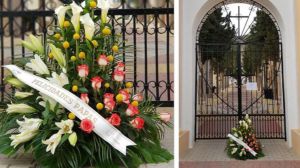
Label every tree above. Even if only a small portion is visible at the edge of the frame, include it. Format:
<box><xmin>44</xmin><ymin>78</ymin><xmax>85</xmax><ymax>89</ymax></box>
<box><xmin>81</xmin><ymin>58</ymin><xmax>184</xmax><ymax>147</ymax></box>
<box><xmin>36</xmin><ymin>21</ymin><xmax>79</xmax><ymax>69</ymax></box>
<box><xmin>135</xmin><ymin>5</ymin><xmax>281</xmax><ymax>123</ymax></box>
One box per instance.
<box><xmin>243</xmin><ymin>10</ymin><xmax>280</xmax><ymax>98</ymax></box>
<box><xmin>198</xmin><ymin>8</ymin><xmax>235</xmax><ymax>97</ymax></box>
<box><xmin>199</xmin><ymin>8</ymin><xmax>236</xmax><ymax>67</ymax></box>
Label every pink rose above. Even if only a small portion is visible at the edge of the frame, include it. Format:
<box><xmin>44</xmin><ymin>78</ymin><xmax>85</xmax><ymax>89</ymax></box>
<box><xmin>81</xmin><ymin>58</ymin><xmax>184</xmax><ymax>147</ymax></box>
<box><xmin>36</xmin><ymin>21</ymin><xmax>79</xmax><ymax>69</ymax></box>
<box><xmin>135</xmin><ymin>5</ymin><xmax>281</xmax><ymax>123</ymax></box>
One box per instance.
<box><xmin>107</xmin><ymin>113</ymin><xmax>121</xmax><ymax>126</ymax></box>
<box><xmin>133</xmin><ymin>93</ymin><xmax>143</xmax><ymax>102</ymax></box>
<box><xmin>80</xmin><ymin>93</ymin><xmax>89</xmax><ymax>104</ymax></box>
<box><xmin>159</xmin><ymin>112</ymin><xmax>171</xmax><ymax>122</ymax></box>
<box><xmin>119</xmin><ymin>89</ymin><xmax>130</xmax><ymax>104</ymax></box>
<box><xmin>91</xmin><ymin>76</ymin><xmax>103</xmax><ymax>90</ymax></box>
<box><xmin>126</xmin><ymin>104</ymin><xmax>139</xmax><ymax>116</ymax></box>
<box><xmin>80</xmin><ymin>119</ymin><xmax>94</xmax><ymax>133</ymax></box>
<box><xmin>113</xmin><ymin>70</ymin><xmax>124</xmax><ymax>82</ymax></box>
<box><xmin>130</xmin><ymin>117</ymin><xmax>145</xmax><ymax>130</ymax></box>
<box><xmin>97</xmin><ymin>55</ymin><xmax>108</xmax><ymax>66</ymax></box>
<box><xmin>104</xmin><ymin>93</ymin><xmax>114</xmax><ymax>104</ymax></box>
<box><xmin>115</xmin><ymin>61</ymin><xmax>125</xmax><ymax>71</ymax></box>
<box><xmin>77</xmin><ymin>64</ymin><xmax>89</xmax><ymax>78</ymax></box>
<box><xmin>105</xmin><ymin>100</ymin><xmax>116</xmax><ymax>111</ymax></box>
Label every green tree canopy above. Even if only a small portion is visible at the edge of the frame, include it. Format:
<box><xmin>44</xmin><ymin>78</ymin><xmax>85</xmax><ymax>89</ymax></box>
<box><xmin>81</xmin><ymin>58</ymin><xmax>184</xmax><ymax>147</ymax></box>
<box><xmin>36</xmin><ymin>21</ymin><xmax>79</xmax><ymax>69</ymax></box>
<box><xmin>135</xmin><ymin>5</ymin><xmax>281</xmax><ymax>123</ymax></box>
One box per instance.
<box><xmin>199</xmin><ymin>8</ymin><xmax>236</xmax><ymax>73</ymax></box>
<box><xmin>243</xmin><ymin>10</ymin><xmax>280</xmax><ymax>75</ymax></box>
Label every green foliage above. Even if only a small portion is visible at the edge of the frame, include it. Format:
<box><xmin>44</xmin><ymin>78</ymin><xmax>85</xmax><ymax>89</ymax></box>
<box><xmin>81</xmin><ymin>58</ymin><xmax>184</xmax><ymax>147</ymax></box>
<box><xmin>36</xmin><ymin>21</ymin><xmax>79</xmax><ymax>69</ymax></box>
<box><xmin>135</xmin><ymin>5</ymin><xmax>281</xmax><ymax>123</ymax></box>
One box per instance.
<box><xmin>243</xmin><ymin>10</ymin><xmax>280</xmax><ymax>75</ymax></box>
<box><xmin>199</xmin><ymin>8</ymin><xmax>236</xmax><ymax>68</ymax></box>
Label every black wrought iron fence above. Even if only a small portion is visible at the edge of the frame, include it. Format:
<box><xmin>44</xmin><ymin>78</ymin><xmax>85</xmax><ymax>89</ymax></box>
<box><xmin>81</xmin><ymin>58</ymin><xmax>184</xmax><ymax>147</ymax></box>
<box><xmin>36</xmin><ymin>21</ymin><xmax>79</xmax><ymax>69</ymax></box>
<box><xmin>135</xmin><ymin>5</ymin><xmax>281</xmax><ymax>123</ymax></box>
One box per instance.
<box><xmin>195</xmin><ymin>42</ymin><xmax>286</xmax><ymax>139</ymax></box>
<box><xmin>0</xmin><ymin>0</ymin><xmax>174</xmax><ymax>106</ymax></box>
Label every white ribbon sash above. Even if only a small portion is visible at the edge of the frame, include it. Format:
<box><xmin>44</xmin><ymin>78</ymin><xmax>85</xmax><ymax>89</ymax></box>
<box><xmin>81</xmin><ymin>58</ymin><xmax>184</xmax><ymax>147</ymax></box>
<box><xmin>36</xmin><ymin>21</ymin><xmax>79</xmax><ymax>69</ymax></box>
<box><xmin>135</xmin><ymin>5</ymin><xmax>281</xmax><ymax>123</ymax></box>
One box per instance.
<box><xmin>4</xmin><ymin>65</ymin><xmax>135</xmax><ymax>155</ymax></box>
<box><xmin>228</xmin><ymin>134</ymin><xmax>257</xmax><ymax>156</ymax></box>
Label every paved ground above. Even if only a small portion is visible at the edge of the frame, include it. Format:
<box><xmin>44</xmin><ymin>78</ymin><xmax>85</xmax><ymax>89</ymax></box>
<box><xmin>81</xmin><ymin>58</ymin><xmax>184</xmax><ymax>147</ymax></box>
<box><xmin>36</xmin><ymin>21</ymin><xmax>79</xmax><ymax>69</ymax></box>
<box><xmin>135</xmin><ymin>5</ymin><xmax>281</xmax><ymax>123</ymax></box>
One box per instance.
<box><xmin>180</xmin><ymin>139</ymin><xmax>300</xmax><ymax>168</ymax></box>
<box><xmin>0</xmin><ymin>107</ymin><xmax>174</xmax><ymax>168</ymax></box>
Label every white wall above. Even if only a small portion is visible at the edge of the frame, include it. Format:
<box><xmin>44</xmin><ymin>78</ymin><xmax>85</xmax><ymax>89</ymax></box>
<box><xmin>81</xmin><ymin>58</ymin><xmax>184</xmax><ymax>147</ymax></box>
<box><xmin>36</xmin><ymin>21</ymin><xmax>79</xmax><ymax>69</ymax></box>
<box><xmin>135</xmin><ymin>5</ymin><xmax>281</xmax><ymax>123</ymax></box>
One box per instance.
<box><xmin>179</xmin><ymin>0</ymin><xmax>299</xmax><ymax>148</ymax></box>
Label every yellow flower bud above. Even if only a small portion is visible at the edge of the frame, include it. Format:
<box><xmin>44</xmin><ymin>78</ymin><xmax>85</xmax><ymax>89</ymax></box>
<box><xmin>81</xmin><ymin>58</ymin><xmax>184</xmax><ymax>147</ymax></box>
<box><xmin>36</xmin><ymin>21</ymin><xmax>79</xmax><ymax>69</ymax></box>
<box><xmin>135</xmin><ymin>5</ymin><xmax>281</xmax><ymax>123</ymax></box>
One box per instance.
<box><xmin>63</xmin><ymin>21</ymin><xmax>70</xmax><ymax>28</ymax></box>
<box><xmin>68</xmin><ymin>112</ymin><xmax>76</xmax><ymax>120</ymax></box>
<box><xmin>72</xmin><ymin>85</ymin><xmax>78</xmax><ymax>92</ymax></box>
<box><xmin>79</xmin><ymin>52</ymin><xmax>86</xmax><ymax>59</ymax></box>
<box><xmin>112</xmin><ymin>45</ymin><xmax>119</xmax><ymax>52</ymax></box>
<box><xmin>102</xmin><ymin>27</ymin><xmax>111</xmax><ymax>36</ymax></box>
<box><xmin>6</xmin><ymin>77</ymin><xmax>25</xmax><ymax>89</ymax></box>
<box><xmin>116</xmin><ymin>94</ymin><xmax>123</xmax><ymax>103</ymax></box>
<box><xmin>48</xmin><ymin>52</ymin><xmax>54</xmax><ymax>59</ymax></box>
<box><xmin>63</xmin><ymin>41</ymin><xmax>70</xmax><ymax>49</ymax></box>
<box><xmin>131</xmin><ymin>101</ymin><xmax>139</xmax><ymax>107</ymax></box>
<box><xmin>92</xmin><ymin>40</ymin><xmax>98</xmax><ymax>47</ymax></box>
<box><xmin>125</xmin><ymin>82</ymin><xmax>133</xmax><ymax>88</ymax></box>
<box><xmin>89</xmin><ymin>1</ymin><xmax>97</xmax><ymax>8</ymax></box>
<box><xmin>71</xmin><ymin>56</ymin><xmax>76</xmax><ymax>62</ymax></box>
<box><xmin>107</xmin><ymin>55</ymin><xmax>114</xmax><ymax>62</ymax></box>
<box><xmin>73</xmin><ymin>33</ymin><xmax>80</xmax><ymax>40</ymax></box>
<box><xmin>104</xmin><ymin>83</ymin><xmax>110</xmax><ymax>88</ymax></box>
<box><xmin>54</xmin><ymin>33</ymin><xmax>61</xmax><ymax>40</ymax></box>
<box><xmin>96</xmin><ymin>103</ymin><xmax>104</xmax><ymax>110</ymax></box>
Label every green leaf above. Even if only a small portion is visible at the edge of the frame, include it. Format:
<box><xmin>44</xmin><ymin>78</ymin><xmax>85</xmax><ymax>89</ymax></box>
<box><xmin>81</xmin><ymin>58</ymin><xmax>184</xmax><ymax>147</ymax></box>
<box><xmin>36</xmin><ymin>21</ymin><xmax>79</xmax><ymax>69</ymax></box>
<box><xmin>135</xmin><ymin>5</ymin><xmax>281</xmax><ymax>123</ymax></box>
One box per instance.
<box><xmin>59</xmin><ymin>134</ymin><xmax>70</xmax><ymax>146</ymax></box>
<box><xmin>79</xmin><ymin>87</ymin><xmax>88</xmax><ymax>93</ymax></box>
<box><xmin>140</xmin><ymin>148</ymin><xmax>153</xmax><ymax>162</ymax></box>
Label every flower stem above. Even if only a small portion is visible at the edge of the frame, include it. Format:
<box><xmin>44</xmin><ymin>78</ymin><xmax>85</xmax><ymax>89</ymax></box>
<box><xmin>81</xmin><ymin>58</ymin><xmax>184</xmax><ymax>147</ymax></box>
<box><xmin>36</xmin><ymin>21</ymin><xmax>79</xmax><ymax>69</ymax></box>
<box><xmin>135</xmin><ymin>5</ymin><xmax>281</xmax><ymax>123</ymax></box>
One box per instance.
<box><xmin>76</xmin><ymin>40</ymin><xmax>79</xmax><ymax>59</ymax></box>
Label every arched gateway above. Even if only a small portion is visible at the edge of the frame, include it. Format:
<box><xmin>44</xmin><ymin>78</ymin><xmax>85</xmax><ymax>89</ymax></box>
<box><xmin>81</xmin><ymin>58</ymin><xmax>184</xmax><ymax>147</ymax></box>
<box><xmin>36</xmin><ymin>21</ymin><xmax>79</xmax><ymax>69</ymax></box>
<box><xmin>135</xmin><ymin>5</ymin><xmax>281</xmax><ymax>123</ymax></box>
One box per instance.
<box><xmin>195</xmin><ymin>0</ymin><xmax>286</xmax><ymax>139</ymax></box>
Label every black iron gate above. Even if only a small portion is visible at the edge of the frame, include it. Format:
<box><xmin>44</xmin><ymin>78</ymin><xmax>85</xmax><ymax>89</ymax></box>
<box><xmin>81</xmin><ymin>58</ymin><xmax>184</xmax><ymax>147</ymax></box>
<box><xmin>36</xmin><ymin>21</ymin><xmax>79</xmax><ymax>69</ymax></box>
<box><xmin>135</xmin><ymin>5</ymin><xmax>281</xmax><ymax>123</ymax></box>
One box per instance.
<box><xmin>195</xmin><ymin>42</ymin><xmax>286</xmax><ymax>139</ymax></box>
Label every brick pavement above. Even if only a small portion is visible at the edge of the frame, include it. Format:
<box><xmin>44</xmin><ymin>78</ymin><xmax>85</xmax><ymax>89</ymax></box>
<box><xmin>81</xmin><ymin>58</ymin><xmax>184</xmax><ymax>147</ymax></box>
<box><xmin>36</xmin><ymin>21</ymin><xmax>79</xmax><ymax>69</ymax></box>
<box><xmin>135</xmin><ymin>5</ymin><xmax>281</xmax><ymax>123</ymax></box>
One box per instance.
<box><xmin>180</xmin><ymin>139</ymin><xmax>300</xmax><ymax>168</ymax></box>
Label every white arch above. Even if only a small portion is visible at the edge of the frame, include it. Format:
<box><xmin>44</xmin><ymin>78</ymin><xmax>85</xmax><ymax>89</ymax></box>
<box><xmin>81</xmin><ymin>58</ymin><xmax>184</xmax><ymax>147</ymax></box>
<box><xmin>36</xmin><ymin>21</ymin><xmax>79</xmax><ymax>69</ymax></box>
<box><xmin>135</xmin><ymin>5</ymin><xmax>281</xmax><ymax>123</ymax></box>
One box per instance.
<box><xmin>179</xmin><ymin>0</ymin><xmax>298</xmax><ymax>148</ymax></box>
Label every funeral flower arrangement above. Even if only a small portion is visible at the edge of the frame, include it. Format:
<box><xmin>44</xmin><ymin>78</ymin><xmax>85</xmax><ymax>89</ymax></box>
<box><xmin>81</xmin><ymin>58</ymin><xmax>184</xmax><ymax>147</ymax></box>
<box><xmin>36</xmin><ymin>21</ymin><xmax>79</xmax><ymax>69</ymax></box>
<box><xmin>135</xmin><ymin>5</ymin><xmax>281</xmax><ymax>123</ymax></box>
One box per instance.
<box><xmin>0</xmin><ymin>0</ymin><xmax>173</xmax><ymax>167</ymax></box>
<box><xmin>226</xmin><ymin>114</ymin><xmax>264</xmax><ymax>160</ymax></box>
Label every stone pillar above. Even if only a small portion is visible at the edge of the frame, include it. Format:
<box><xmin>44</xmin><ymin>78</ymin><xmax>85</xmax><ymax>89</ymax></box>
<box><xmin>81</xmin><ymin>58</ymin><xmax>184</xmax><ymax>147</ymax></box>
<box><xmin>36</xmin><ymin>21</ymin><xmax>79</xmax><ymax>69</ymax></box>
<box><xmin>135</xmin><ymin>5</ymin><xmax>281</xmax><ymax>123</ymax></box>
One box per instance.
<box><xmin>295</xmin><ymin>0</ymin><xmax>300</xmax><ymax>131</ymax></box>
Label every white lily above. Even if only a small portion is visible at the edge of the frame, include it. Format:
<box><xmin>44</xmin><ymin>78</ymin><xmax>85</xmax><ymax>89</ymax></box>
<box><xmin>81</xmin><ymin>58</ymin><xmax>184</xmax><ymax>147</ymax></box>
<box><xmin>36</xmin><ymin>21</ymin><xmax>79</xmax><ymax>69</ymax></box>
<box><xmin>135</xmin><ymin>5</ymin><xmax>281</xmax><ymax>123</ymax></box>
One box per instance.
<box><xmin>17</xmin><ymin>116</ymin><xmax>42</xmax><ymax>132</ymax></box>
<box><xmin>6</xmin><ymin>104</ymin><xmax>36</xmax><ymax>114</ymax></box>
<box><xmin>38</xmin><ymin>92</ymin><xmax>58</xmax><ymax>111</ymax></box>
<box><xmin>14</xmin><ymin>92</ymin><xmax>33</xmax><ymax>99</ymax></box>
<box><xmin>231</xmin><ymin>147</ymin><xmax>238</xmax><ymax>154</ymax></box>
<box><xmin>42</xmin><ymin>132</ymin><xmax>62</xmax><ymax>154</ymax></box>
<box><xmin>55</xmin><ymin>119</ymin><xmax>74</xmax><ymax>134</ymax></box>
<box><xmin>47</xmin><ymin>72</ymin><xmax>69</xmax><ymax>87</ymax></box>
<box><xmin>70</xmin><ymin>2</ymin><xmax>83</xmax><ymax>33</ymax></box>
<box><xmin>26</xmin><ymin>54</ymin><xmax>50</xmax><ymax>75</ymax></box>
<box><xmin>49</xmin><ymin>44</ymin><xmax>66</xmax><ymax>72</ymax></box>
<box><xmin>55</xmin><ymin>5</ymin><xmax>71</xmax><ymax>28</ymax></box>
<box><xmin>80</xmin><ymin>13</ymin><xmax>95</xmax><ymax>40</ymax></box>
<box><xmin>97</xmin><ymin>0</ymin><xmax>110</xmax><ymax>24</ymax></box>
<box><xmin>245</xmin><ymin>114</ymin><xmax>252</xmax><ymax>124</ymax></box>
<box><xmin>22</xmin><ymin>34</ymin><xmax>44</xmax><ymax>55</ymax></box>
<box><xmin>10</xmin><ymin>116</ymin><xmax>42</xmax><ymax>148</ymax></box>
<box><xmin>245</xmin><ymin>114</ymin><xmax>249</xmax><ymax>119</ymax></box>
<box><xmin>239</xmin><ymin>151</ymin><xmax>243</xmax><ymax>156</ymax></box>
<box><xmin>239</xmin><ymin>150</ymin><xmax>246</xmax><ymax>156</ymax></box>
<box><xmin>10</xmin><ymin>131</ymin><xmax>38</xmax><ymax>148</ymax></box>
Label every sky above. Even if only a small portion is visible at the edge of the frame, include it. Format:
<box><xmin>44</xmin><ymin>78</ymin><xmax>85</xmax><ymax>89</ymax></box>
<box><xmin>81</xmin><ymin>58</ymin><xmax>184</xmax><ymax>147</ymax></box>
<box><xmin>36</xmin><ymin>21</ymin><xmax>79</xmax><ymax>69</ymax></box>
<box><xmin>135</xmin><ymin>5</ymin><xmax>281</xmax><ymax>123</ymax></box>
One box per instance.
<box><xmin>222</xmin><ymin>3</ymin><xmax>259</xmax><ymax>36</ymax></box>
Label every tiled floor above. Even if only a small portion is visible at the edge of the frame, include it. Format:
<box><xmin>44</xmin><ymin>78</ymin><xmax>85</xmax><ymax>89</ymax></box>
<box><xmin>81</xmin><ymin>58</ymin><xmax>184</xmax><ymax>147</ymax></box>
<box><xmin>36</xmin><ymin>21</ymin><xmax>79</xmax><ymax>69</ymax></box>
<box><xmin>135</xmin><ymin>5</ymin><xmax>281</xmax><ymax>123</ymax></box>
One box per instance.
<box><xmin>0</xmin><ymin>107</ymin><xmax>174</xmax><ymax>168</ymax></box>
<box><xmin>180</xmin><ymin>139</ymin><xmax>300</xmax><ymax>168</ymax></box>
<box><xmin>181</xmin><ymin>139</ymin><xmax>300</xmax><ymax>161</ymax></box>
